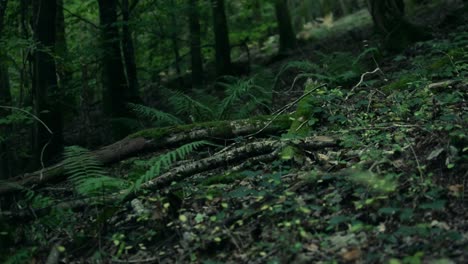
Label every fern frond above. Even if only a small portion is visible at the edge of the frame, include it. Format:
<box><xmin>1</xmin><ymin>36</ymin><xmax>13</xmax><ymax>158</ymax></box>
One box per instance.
<box><xmin>276</xmin><ymin>60</ymin><xmax>319</xmax><ymax>77</ymax></box>
<box><xmin>274</xmin><ymin>60</ymin><xmax>320</xmax><ymax>88</ymax></box>
<box><xmin>164</xmin><ymin>88</ymin><xmax>215</xmax><ymax>122</ymax></box>
<box><xmin>128</xmin><ymin>103</ymin><xmax>184</xmax><ymax>126</ymax></box>
<box><xmin>132</xmin><ymin>140</ymin><xmax>213</xmax><ymax>191</ymax></box>
<box><xmin>63</xmin><ymin>146</ymin><xmax>129</xmax><ymax>197</ymax></box>
<box><xmin>217</xmin><ymin>75</ymin><xmax>272</xmax><ymax>119</ymax></box>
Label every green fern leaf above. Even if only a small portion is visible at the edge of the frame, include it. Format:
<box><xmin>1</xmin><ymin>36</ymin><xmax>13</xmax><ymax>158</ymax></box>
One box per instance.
<box><xmin>63</xmin><ymin>146</ymin><xmax>129</xmax><ymax>197</ymax></box>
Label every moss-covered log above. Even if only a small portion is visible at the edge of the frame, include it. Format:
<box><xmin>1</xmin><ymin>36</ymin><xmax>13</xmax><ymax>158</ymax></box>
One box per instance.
<box><xmin>0</xmin><ymin>115</ymin><xmax>292</xmax><ymax>195</ymax></box>
<box><xmin>1</xmin><ymin>136</ymin><xmax>337</xmax><ymax>220</ymax></box>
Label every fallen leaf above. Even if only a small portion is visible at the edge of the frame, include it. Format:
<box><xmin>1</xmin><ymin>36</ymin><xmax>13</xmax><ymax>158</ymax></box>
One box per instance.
<box><xmin>427</xmin><ymin>148</ymin><xmax>444</xmax><ymax>160</ymax></box>
<box><xmin>304</xmin><ymin>243</ymin><xmax>319</xmax><ymax>252</ymax></box>
<box><xmin>341</xmin><ymin>247</ymin><xmax>361</xmax><ymax>262</ymax></box>
<box><xmin>448</xmin><ymin>184</ymin><xmax>464</xmax><ymax>196</ymax></box>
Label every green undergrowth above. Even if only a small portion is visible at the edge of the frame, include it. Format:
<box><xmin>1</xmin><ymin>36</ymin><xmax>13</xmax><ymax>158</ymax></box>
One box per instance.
<box><xmin>2</xmin><ymin>20</ymin><xmax>467</xmax><ymax>264</ymax></box>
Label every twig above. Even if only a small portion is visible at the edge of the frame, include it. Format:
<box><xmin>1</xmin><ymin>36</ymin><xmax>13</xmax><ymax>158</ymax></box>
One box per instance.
<box><xmin>0</xmin><ymin>105</ymin><xmax>53</xmax><ymax>134</ymax></box>
<box><xmin>60</xmin><ymin>5</ymin><xmax>99</xmax><ymax>29</ymax></box>
<box><xmin>405</xmin><ymin>137</ymin><xmax>424</xmax><ymax>182</ymax></box>
<box><xmin>295</xmin><ymin>119</ymin><xmax>309</xmax><ymax>132</ymax></box>
<box><xmin>112</xmin><ymin>257</ymin><xmax>158</xmax><ymax>263</ymax></box>
<box><xmin>345</xmin><ymin>67</ymin><xmax>381</xmax><ymax>100</ymax></box>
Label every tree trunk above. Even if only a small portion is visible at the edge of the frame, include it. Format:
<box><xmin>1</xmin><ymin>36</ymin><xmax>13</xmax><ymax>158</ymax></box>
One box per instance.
<box><xmin>0</xmin><ymin>0</ymin><xmax>12</xmax><ymax>179</ymax></box>
<box><xmin>97</xmin><ymin>0</ymin><xmax>129</xmax><ymax>119</ymax></box>
<box><xmin>55</xmin><ymin>0</ymin><xmax>72</xmax><ymax>112</ymax></box>
<box><xmin>338</xmin><ymin>0</ymin><xmax>350</xmax><ymax>16</ymax></box>
<box><xmin>251</xmin><ymin>0</ymin><xmax>262</xmax><ymax>22</ymax></box>
<box><xmin>368</xmin><ymin>0</ymin><xmax>406</xmax><ymax>33</ymax></box>
<box><xmin>121</xmin><ymin>0</ymin><xmax>140</xmax><ymax>102</ymax></box>
<box><xmin>367</xmin><ymin>0</ymin><xmax>430</xmax><ymax>51</ymax></box>
<box><xmin>189</xmin><ymin>0</ymin><xmax>203</xmax><ymax>87</ymax></box>
<box><xmin>275</xmin><ymin>0</ymin><xmax>297</xmax><ymax>55</ymax></box>
<box><xmin>169</xmin><ymin>0</ymin><xmax>182</xmax><ymax>78</ymax></box>
<box><xmin>211</xmin><ymin>0</ymin><xmax>231</xmax><ymax>76</ymax></box>
<box><xmin>32</xmin><ymin>0</ymin><xmax>63</xmax><ymax>166</ymax></box>
<box><xmin>19</xmin><ymin>0</ymin><xmax>31</xmax><ymax>107</ymax></box>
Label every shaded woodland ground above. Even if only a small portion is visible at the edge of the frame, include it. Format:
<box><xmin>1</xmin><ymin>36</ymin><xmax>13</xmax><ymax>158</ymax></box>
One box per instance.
<box><xmin>0</xmin><ymin>1</ymin><xmax>467</xmax><ymax>263</ymax></box>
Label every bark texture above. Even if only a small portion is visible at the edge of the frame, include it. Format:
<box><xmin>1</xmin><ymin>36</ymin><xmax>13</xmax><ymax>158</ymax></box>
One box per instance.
<box><xmin>367</xmin><ymin>0</ymin><xmax>430</xmax><ymax>51</ymax></box>
<box><xmin>32</xmin><ymin>0</ymin><xmax>63</xmax><ymax>165</ymax></box>
<box><xmin>211</xmin><ymin>0</ymin><xmax>231</xmax><ymax>76</ymax></box>
<box><xmin>275</xmin><ymin>0</ymin><xmax>297</xmax><ymax>54</ymax></box>
<box><xmin>189</xmin><ymin>0</ymin><xmax>203</xmax><ymax>87</ymax></box>
<box><xmin>0</xmin><ymin>0</ymin><xmax>11</xmax><ymax>178</ymax></box>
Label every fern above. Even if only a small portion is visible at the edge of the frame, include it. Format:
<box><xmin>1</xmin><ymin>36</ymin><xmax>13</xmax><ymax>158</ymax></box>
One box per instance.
<box><xmin>165</xmin><ymin>88</ymin><xmax>215</xmax><ymax>122</ymax></box>
<box><xmin>63</xmin><ymin>146</ymin><xmax>129</xmax><ymax>197</ymax></box>
<box><xmin>132</xmin><ymin>140</ymin><xmax>213</xmax><ymax>191</ymax></box>
<box><xmin>128</xmin><ymin>103</ymin><xmax>184</xmax><ymax>126</ymax></box>
<box><xmin>277</xmin><ymin>60</ymin><xmax>320</xmax><ymax>74</ymax></box>
<box><xmin>273</xmin><ymin>60</ymin><xmax>323</xmax><ymax>92</ymax></box>
<box><xmin>217</xmin><ymin>75</ymin><xmax>272</xmax><ymax>119</ymax></box>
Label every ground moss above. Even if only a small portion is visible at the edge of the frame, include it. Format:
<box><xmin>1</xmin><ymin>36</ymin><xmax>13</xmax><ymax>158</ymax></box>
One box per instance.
<box><xmin>201</xmin><ymin>172</ymin><xmax>247</xmax><ymax>186</ymax></box>
<box><xmin>382</xmin><ymin>75</ymin><xmax>419</xmax><ymax>92</ymax></box>
<box><xmin>281</xmin><ymin>82</ymin><xmax>318</xmax><ymax>161</ymax></box>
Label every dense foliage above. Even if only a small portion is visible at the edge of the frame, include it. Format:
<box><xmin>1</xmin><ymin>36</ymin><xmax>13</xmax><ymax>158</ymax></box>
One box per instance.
<box><xmin>0</xmin><ymin>0</ymin><xmax>466</xmax><ymax>263</ymax></box>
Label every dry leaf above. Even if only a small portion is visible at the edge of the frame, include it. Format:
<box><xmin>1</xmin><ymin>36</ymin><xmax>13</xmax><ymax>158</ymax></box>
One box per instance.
<box><xmin>341</xmin><ymin>247</ymin><xmax>362</xmax><ymax>262</ymax></box>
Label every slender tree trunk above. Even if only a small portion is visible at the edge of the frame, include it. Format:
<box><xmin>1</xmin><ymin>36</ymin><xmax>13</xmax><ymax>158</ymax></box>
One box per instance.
<box><xmin>211</xmin><ymin>0</ymin><xmax>231</xmax><ymax>76</ymax></box>
<box><xmin>169</xmin><ymin>5</ymin><xmax>182</xmax><ymax>78</ymax></box>
<box><xmin>32</xmin><ymin>0</ymin><xmax>63</xmax><ymax>166</ymax></box>
<box><xmin>252</xmin><ymin>0</ymin><xmax>262</xmax><ymax>22</ymax></box>
<box><xmin>97</xmin><ymin>0</ymin><xmax>128</xmax><ymax>119</ymax></box>
<box><xmin>121</xmin><ymin>0</ymin><xmax>140</xmax><ymax>101</ymax></box>
<box><xmin>55</xmin><ymin>0</ymin><xmax>72</xmax><ymax>113</ymax></box>
<box><xmin>189</xmin><ymin>0</ymin><xmax>203</xmax><ymax>87</ymax></box>
<box><xmin>0</xmin><ymin>0</ymin><xmax>12</xmax><ymax>178</ymax></box>
<box><xmin>274</xmin><ymin>0</ymin><xmax>297</xmax><ymax>55</ymax></box>
<box><xmin>338</xmin><ymin>0</ymin><xmax>350</xmax><ymax>15</ymax></box>
<box><xmin>19</xmin><ymin>0</ymin><xmax>31</xmax><ymax>107</ymax></box>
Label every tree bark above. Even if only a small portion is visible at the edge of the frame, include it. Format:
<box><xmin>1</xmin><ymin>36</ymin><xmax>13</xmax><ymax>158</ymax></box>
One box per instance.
<box><xmin>211</xmin><ymin>0</ymin><xmax>231</xmax><ymax>76</ymax></box>
<box><xmin>169</xmin><ymin>0</ymin><xmax>182</xmax><ymax>78</ymax></box>
<box><xmin>338</xmin><ymin>0</ymin><xmax>350</xmax><ymax>16</ymax></box>
<box><xmin>32</xmin><ymin>0</ymin><xmax>63</xmax><ymax>166</ymax></box>
<box><xmin>189</xmin><ymin>0</ymin><xmax>203</xmax><ymax>87</ymax></box>
<box><xmin>55</xmin><ymin>0</ymin><xmax>72</xmax><ymax>113</ymax></box>
<box><xmin>274</xmin><ymin>0</ymin><xmax>297</xmax><ymax>55</ymax></box>
<box><xmin>0</xmin><ymin>0</ymin><xmax>12</xmax><ymax>179</ymax></box>
<box><xmin>121</xmin><ymin>0</ymin><xmax>140</xmax><ymax>102</ymax></box>
<box><xmin>367</xmin><ymin>0</ymin><xmax>430</xmax><ymax>51</ymax></box>
<box><xmin>97</xmin><ymin>0</ymin><xmax>129</xmax><ymax>119</ymax></box>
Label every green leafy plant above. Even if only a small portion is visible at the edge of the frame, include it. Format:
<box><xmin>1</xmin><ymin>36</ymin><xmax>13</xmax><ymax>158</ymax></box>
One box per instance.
<box><xmin>166</xmin><ymin>88</ymin><xmax>216</xmax><ymax>122</ymax></box>
<box><xmin>63</xmin><ymin>146</ymin><xmax>129</xmax><ymax>197</ymax></box>
<box><xmin>128</xmin><ymin>103</ymin><xmax>184</xmax><ymax>126</ymax></box>
<box><xmin>132</xmin><ymin>140</ymin><xmax>214</xmax><ymax>191</ymax></box>
<box><xmin>217</xmin><ymin>75</ymin><xmax>272</xmax><ymax>119</ymax></box>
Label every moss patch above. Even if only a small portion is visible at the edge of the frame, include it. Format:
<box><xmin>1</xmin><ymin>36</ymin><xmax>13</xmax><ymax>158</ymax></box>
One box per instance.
<box><xmin>129</xmin><ymin>115</ymin><xmax>292</xmax><ymax>140</ymax></box>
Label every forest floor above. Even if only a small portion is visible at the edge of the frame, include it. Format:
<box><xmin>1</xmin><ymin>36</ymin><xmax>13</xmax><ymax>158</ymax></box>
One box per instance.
<box><xmin>1</xmin><ymin>4</ymin><xmax>467</xmax><ymax>264</ymax></box>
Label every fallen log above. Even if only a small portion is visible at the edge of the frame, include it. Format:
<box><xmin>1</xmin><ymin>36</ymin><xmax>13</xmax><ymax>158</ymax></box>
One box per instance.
<box><xmin>141</xmin><ymin>136</ymin><xmax>337</xmax><ymax>190</ymax></box>
<box><xmin>0</xmin><ymin>115</ymin><xmax>292</xmax><ymax>195</ymax></box>
<box><xmin>0</xmin><ymin>136</ymin><xmax>337</xmax><ymax>220</ymax></box>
